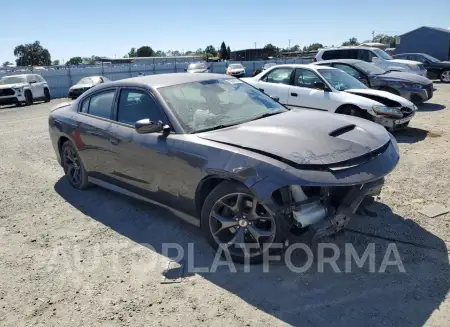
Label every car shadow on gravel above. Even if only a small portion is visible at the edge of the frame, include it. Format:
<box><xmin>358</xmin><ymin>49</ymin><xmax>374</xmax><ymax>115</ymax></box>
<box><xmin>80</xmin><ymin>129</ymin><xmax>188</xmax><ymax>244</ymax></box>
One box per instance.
<box><xmin>418</xmin><ymin>103</ymin><xmax>446</xmax><ymax>112</ymax></box>
<box><xmin>55</xmin><ymin>178</ymin><xmax>450</xmax><ymax>327</ymax></box>
<box><xmin>394</xmin><ymin>127</ymin><xmax>436</xmax><ymax>143</ymax></box>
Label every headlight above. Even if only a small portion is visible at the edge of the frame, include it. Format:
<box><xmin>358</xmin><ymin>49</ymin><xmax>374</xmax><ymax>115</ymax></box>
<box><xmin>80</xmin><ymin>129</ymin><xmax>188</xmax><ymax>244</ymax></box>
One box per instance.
<box><xmin>372</xmin><ymin>105</ymin><xmax>403</xmax><ymax>118</ymax></box>
<box><xmin>400</xmin><ymin>82</ymin><xmax>423</xmax><ymax>89</ymax></box>
<box><xmin>13</xmin><ymin>87</ymin><xmax>23</xmax><ymax>92</ymax></box>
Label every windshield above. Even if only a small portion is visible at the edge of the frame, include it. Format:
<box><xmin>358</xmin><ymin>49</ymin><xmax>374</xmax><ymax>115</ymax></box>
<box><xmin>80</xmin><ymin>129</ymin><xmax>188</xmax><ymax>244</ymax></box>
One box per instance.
<box><xmin>0</xmin><ymin>76</ymin><xmax>27</xmax><ymax>85</ymax></box>
<box><xmin>158</xmin><ymin>78</ymin><xmax>287</xmax><ymax>133</ymax></box>
<box><xmin>188</xmin><ymin>63</ymin><xmax>206</xmax><ymax>70</ymax></box>
<box><xmin>229</xmin><ymin>64</ymin><xmax>243</xmax><ymax>69</ymax></box>
<box><xmin>77</xmin><ymin>77</ymin><xmax>93</xmax><ymax>84</ymax></box>
<box><xmin>318</xmin><ymin>69</ymin><xmax>368</xmax><ymax>91</ymax></box>
<box><xmin>421</xmin><ymin>54</ymin><xmax>440</xmax><ymax>62</ymax></box>
<box><xmin>353</xmin><ymin>61</ymin><xmax>386</xmax><ymax>75</ymax></box>
<box><xmin>372</xmin><ymin>48</ymin><xmax>393</xmax><ymax>60</ymax></box>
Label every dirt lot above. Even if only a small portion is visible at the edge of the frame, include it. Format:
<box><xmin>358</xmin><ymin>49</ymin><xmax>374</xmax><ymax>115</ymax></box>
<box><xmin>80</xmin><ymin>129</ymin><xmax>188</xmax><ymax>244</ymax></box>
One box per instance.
<box><xmin>0</xmin><ymin>85</ymin><xmax>449</xmax><ymax>327</ymax></box>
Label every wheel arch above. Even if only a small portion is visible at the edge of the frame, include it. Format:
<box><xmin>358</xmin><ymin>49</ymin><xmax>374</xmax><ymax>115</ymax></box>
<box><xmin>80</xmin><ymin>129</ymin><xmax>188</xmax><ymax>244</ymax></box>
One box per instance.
<box><xmin>335</xmin><ymin>103</ymin><xmax>365</xmax><ymax>114</ymax></box>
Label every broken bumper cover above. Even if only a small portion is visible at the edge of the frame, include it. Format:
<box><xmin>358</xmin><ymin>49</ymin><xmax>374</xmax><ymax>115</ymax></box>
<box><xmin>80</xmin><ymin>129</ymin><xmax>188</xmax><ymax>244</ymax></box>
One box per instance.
<box><xmin>373</xmin><ymin>112</ymin><xmax>415</xmax><ymax>131</ymax></box>
<box><xmin>310</xmin><ymin>178</ymin><xmax>384</xmax><ymax>240</ymax></box>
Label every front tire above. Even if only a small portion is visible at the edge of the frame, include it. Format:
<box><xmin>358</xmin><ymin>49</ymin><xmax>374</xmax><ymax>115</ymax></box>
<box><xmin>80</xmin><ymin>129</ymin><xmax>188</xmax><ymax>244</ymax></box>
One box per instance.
<box><xmin>200</xmin><ymin>181</ymin><xmax>287</xmax><ymax>264</ymax></box>
<box><xmin>440</xmin><ymin>70</ymin><xmax>450</xmax><ymax>83</ymax></box>
<box><xmin>61</xmin><ymin>141</ymin><xmax>89</xmax><ymax>190</ymax></box>
<box><xmin>24</xmin><ymin>90</ymin><xmax>33</xmax><ymax>106</ymax></box>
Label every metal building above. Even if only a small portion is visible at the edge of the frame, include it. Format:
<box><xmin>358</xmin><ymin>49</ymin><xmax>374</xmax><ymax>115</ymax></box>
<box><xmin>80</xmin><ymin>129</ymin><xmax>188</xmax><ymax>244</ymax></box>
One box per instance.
<box><xmin>396</xmin><ymin>26</ymin><xmax>450</xmax><ymax>61</ymax></box>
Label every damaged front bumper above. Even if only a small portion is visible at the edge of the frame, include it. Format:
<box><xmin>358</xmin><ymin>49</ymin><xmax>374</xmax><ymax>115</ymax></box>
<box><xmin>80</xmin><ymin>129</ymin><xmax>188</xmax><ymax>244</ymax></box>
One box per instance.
<box><xmin>308</xmin><ymin>178</ymin><xmax>384</xmax><ymax>240</ymax></box>
<box><xmin>372</xmin><ymin>111</ymin><xmax>415</xmax><ymax>131</ymax></box>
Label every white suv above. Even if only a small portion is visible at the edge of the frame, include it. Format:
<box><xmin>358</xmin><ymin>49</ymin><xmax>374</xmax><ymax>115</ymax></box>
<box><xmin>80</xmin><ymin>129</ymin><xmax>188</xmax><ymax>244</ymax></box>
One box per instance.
<box><xmin>0</xmin><ymin>74</ymin><xmax>51</xmax><ymax>106</ymax></box>
<box><xmin>315</xmin><ymin>47</ymin><xmax>427</xmax><ymax>76</ymax></box>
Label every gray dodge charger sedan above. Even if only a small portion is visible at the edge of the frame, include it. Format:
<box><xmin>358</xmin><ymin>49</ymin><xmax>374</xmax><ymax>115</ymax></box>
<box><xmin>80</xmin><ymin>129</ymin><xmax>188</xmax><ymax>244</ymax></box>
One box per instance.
<box><xmin>49</xmin><ymin>73</ymin><xmax>400</xmax><ymax>263</ymax></box>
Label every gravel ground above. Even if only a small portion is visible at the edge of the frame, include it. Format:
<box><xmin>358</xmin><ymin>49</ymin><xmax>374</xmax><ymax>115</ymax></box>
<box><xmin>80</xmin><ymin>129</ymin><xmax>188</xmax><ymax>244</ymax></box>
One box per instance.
<box><xmin>0</xmin><ymin>86</ymin><xmax>449</xmax><ymax>327</ymax></box>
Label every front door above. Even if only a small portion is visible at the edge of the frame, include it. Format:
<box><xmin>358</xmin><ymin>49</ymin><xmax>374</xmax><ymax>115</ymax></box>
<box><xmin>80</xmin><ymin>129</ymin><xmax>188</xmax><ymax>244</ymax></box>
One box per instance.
<box><xmin>253</xmin><ymin>67</ymin><xmax>294</xmax><ymax>105</ymax></box>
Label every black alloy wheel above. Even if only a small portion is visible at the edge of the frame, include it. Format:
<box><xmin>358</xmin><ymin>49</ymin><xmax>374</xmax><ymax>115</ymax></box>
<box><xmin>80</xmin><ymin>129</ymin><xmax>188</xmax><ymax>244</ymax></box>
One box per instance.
<box><xmin>61</xmin><ymin>141</ymin><xmax>89</xmax><ymax>189</ymax></box>
<box><xmin>44</xmin><ymin>88</ymin><xmax>51</xmax><ymax>102</ymax></box>
<box><xmin>24</xmin><ymin>90</ymin><xmax>33</xmax><ymax>106</ymax></box>
<box><xmin>201</xmin><ymin>181</ymin><xmax>286</xmax><ymax>264</ymax></box>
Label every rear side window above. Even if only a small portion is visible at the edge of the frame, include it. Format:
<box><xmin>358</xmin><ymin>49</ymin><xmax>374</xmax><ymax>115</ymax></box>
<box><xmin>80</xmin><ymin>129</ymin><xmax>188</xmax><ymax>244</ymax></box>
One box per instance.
<box><xmin>323</xmin><ymin>49</ymin><xmax>358</xmax><ymax>60</ymax></box>
<box><xmin>86</xmin><ymin>90</ymin><xmax>115</xmax><ymax>119</ymax></box>
<box><xmin>117</xmin><ymin>89</ymin><xmax>167</xmax><ymax>125</ymax></box>
<box><xmin>322</xmin><ymin>50</ymin><xmax>338</xmax><ymax>60</ymax></box>
<box><xmin>261</xmin><ymin>68</ymin><xmax>293</xmax><ymax>84</ymax></box>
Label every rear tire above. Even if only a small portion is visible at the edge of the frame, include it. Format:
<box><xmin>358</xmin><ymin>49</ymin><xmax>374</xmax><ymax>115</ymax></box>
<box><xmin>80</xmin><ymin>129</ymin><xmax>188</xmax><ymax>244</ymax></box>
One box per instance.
<box><xmin>44</xmin><ymin>88</ymin><xmax>51</xmax><ymax>102</ymax></box>
<box><xmin>24</xmin><ymin>90</ymin><xmax>33</xmax><ymax>106</ymax></box>
<box><xmin>200</xmin><ymin>181</ymin><xmax>288</xmax><ymax>264</ymax></box>
<box><xmin>440</xmin><ymin>70</ymin><xmax>450</xmax><ymax>83</ymax></box>
<box><xmin>61</xmin><ymin>141</ymin><xmax>90</xmax><ymax>190</ymax></box>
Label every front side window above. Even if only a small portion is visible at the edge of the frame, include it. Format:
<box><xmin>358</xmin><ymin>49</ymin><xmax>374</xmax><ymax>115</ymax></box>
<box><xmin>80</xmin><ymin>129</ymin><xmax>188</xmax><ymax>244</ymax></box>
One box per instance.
<box><xmin>294</xmin><ymin>69</ymin><xmax>323</xmax><ymax>88</ymax></box>
<box><xmin>317</xmin><ymin>68</ymin><xmax>368</xmax><ymax>91</ymax></box>
<box><xmin>117</xmin><ymin>89</ymin><xmax>167</xmax><ymax>125</ymax></box>
<box><xmin>78</xmin><ymin>77</ymin><xmax>93</xmax><ymax>85</ymax></box>
<box><xmin>158</xmin><ymin>78</ymin><xmax>286</xmax><ymax>133</ymax></box>
<box><xmin>262</xmin><ymin>68</ymin><xmax>293</xmax><ymax>84</ymax></box>
<box><xmin>372</xmin><ymin>48</ymin><xmax>392</xmax><ymax>60</ymax></box>
<box><xmin>87</xmin><ymin>90</ymin><xmax>115</xmax><ymax>119</ymax></box>
<box><xmin>27</xmin><ymin>75</ymin><xmax>37</xmax><ymax>83</ymax></box>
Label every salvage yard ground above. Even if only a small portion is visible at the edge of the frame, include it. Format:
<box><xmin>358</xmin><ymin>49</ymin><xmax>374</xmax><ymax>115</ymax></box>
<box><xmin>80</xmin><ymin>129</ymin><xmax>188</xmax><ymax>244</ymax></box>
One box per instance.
<box><xmin>1</xmin><ymin>85</ymin><xmax>450</xmax><ymax>327</ymax></box>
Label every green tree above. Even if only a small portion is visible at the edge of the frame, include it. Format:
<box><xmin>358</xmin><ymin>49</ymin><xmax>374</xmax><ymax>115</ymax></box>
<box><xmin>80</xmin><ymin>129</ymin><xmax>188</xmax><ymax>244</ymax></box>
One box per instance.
<box><xmin>219</xmin><ymin>41</ymin><xmax>228</xmax><ymax>60</ymax></box>
<box><xmin>263</xmin><ymin>43</ymin><xmax>277</xmax><ymax>53</ymax></box>
<box><xmin>195</xmin><ymin>48</ymin><xmax>204</xmax><ymax>54</ymax></box>
<box><xmin>52</xmin><ymin>60</ymin><xmax>60</xmax><ymax>65</ymax></box>
<box><xmin>372</xmin><ymin>34</ymin><xmax>397</xmax><ymax>47</ymax></box>
<box><xmin>2</xmin><ymin>61</ymin><xmax>13</xmax><ymax>67</ymax></box>
<box><xmin>66</xmin><ymin>57</ymin><xmax>83</xmax><ymax>65</ymax></box>
<box><xmin>13</xmin><ymin>41</ymin><xmax>51</xmax><ymax>66</ymax></box>
<box><xmin>204</xmin><ymin>45</ymin><xmax>217</xmax><ymax>56</ymax></box>
<box><xmin>136</xmin><ymin>46</ymin><xmax>154</xmax><ymax>57</ymax></box>
<box><xmin>128</xmin><ymin>47</ymin><xmax>137</xmax><ymax>58</ymax></box>
<box><xmin>290</xmin><ymin>44</ymin><xmax>300</xmax><ymax>52</ymax></box>
<box><xmin>304</xmin><ymin>43</ymin><xmax>324</xmax><ymax>52</ymax></box>
<box><xmin>226</xmin><ymin>46</ymin><xmax>231</xmax><ymax>59</ymax></box>
<box><xmin>342</xmin><ymin>37</ymin><xmax>359</xmax><ymax>46</ymax></box>
<box><xmin>172</xmin><ymin>50</ymin><xmax>181</xmax><ymax>56</ymax></box>
<box><xmin>154</xmin><ymin>50</ymin><xmax>166</xmax><ymax>57</ymax></box>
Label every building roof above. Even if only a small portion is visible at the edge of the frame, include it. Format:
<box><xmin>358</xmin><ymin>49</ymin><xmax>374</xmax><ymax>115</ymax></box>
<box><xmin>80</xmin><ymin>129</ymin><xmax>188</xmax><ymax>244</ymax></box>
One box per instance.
<box><xmin>400</xmin><ymin>26</ymin><xmax>450</xmax><ymax>36</ymax></box>
<box><xmin>118</xmin><ymin>73</ymin><xmax>230</xmax><ymax>89</ymax></box>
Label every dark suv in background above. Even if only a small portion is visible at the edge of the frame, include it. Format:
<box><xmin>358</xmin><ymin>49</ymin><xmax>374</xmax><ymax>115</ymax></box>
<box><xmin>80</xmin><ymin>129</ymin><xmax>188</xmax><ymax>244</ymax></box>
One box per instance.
<box><xmin>392</xmin><ymin>53</ymin><xmax>450</xmax><ymax>83</ymax></box>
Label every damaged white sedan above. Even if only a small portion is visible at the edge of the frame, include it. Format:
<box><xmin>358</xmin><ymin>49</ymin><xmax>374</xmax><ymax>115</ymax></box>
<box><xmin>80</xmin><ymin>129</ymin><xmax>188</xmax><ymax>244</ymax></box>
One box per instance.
<box><xmin>242</xmin><ymin>64</ymin><xmax>417</xmax><ymax>131</ymax></box>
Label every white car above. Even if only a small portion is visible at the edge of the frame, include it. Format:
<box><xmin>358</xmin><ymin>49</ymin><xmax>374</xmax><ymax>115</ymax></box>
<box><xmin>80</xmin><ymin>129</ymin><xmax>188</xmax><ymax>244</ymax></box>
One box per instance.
<box><xmin>241</xmin><ymin>64</ymin><xmax>417</xmax><ymax>131</ymax></box>
<box><xmin>0</xmin><ymin>74</ymin><xmax>51</xmax><ymax>106</ymax></box>
<box><xmin>226</xmin><ymin>63</ymin><xmax>246</xmax><ymax>77</ymax></box>
<box><xmin>186</xmin><ymin>62</ymin><xmax>209</xmax><ymax>73</ymax></box>
<box><xmin>315</xmin><ymin>47</ymin><xmax>427</xmax><ymax>77</ymax></box>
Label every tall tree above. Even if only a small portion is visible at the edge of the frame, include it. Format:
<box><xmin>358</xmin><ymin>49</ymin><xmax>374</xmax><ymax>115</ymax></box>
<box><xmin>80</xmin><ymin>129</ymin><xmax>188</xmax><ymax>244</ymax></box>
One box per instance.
<box><xmin>52</xmin><ymin>60</ymin><xmax>60</xmax><ymax>66</ymax></box>
<box><xmin>304</xmin><ymin>43</ymin><xmax>324</xmax><ymax>52</ymax></box>
<box><xmin>195</xmin><ymin>48</ymin><xmax>204</xmax><ymax>54</ymax></box>
<box><xmin>2</xmin><ymin>61</ymin><xmax>13</xmax><ymax>67</ymax></box>
<box><xmin>128</xmin><ymin>48</ymin><xmax>137</xmax><ymax>58</ymax></box>
<box><xmin>136</xmin><ymin>46</ymin><xmax>154</xmax><ymax>57</ymax></box>
<box><xmin>13</xmin><ymin>41</ymin><xmax>51</xmax><ymax>66</ymax></box>
<box><xmin>219</xmin><ymin>41</ymin><xmax>228</xmax><ymax>60</ymax></box>
<box><xmin>66</xmin><ymin>57</ymin><xmax>83</xmax><ymax>65</ymax></box>
<box><xmin>204</xmin><ymin>45</ymin><xmax>217</xmax><ymax>56</ymax></box>
<box><xmin>226</xmin><ymin>46</ymin><xmax>231</xmax><ymax>60</ymax></box>
<box><xmin>342</xmin><ymin>37</ymin><xmax>359</xmax><ymax>46</ymax></box>
<box><xmin>154</xmin><ymin>50</ymin><xmax>166</xmax><ymax>57</ymax></box>
<box><xmin>372</xmin><ymin>34</ymin><xmax>397</xmax><ymax>47</ymax></box>
<box><xmin>172</xmin><ymin>50</ymin><xmax>181</xmax><ymax>56</ymax></box>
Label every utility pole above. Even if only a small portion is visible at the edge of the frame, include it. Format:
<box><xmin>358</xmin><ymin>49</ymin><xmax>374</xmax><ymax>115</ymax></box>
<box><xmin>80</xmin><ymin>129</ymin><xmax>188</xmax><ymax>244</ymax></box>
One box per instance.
<box><xmin>288</xmin><ymin>39</ymin><xmax>291</xmax><ymax>50</ymax></box>
<box><xmin>372</xmin><ymin>30</ymin><xmax>375</xmax><ymax>40</ymax></box>
<box><xmin>254</xmin><ymin>42</ymin><xmax>256</xmax><ymax>49</ymax></box>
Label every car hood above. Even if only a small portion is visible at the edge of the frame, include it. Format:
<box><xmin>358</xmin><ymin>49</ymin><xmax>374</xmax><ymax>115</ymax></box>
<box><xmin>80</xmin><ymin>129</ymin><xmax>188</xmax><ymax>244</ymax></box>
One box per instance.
<box><xmin>433</xmin><ymin>61</ymin><xmax>450</xmax><ymax>67</ymax></box>
<box><xmin>70</xmin><ymin>83</ymin><xmax>94</xmax><ymax>89</ymax></box>
<box><xmin>345</xmin><ymin>88</ymin><xmax>414</xmax><ymax>108</ymax></box>
<box><xmin>198</xmin><ymin>110</ymin><xmax>391</xmax><ymax>166</ymax></box>
<box><xmin>372</xmin><ymin>71</ymin><xmax>431</xmax><ymax>84</ymax></box>
<box><xmin>389</xmin><ymin>59</ymin><xmax>422</xmax><ymax>66</ymax></box>
<box><xmin>0</xmin><ymin>82</ymin><xmax>28</xmax><ymax>89</ymax></box>
<box><xmin>187</xmin><ymin>69</ymin><xmax>208</xmax><ymax>73</ymax></box>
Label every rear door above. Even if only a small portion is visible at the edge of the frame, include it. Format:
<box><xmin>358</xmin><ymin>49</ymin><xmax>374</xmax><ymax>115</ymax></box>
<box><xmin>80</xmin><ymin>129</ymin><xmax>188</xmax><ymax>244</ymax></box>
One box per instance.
<box><xmin>27</xmin><ymin>75</ymin><xmax>43</xmax><ymax>98</ymax></box>
<box><xmin>76</xmin><ymin>88</ymin><xmax>118</xmax><ymax>177</ymax></box>
<box><xmin>252</xmin><ymin>67</ymin><xmax>294</xmax><ymax>105</ymax></box>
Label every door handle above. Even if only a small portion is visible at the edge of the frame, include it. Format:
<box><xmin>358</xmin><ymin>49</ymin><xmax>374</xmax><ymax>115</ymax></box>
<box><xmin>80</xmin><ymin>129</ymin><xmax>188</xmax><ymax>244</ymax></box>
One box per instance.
<box><xmin>258</xmin><ymin>88</ymin><xmax>264</xmax><ymax>92</ymax></box>
<box><xmin>109</xmin><ymin>138</ymin><xmax>120</xmax><ymax>145</ymax></box>
<box><xmin>290</xmin><ymin>92</ymin><xmax>298</xmax><ymax>97</ymax></box>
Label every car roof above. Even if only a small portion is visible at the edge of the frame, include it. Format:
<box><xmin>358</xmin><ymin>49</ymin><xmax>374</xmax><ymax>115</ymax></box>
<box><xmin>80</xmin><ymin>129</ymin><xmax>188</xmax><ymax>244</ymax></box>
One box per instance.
<box><xmin>265</xmin><ymin>64</ymin><xmax>337</xmax><ymax>71</ymax></box>
<box><xmin>109</xmin><ymin>73</ymin><xmax>232</xmax><ymax>89</ymax></box>
<box><xmin>313</xmin><ymin>59</ymin><xmax>364</xmax><ymax>65</ymax></box>
<box><xmin>319</xmin><ymin>46</ymin><xmax>378</xmax><ymax>51</ymax></box>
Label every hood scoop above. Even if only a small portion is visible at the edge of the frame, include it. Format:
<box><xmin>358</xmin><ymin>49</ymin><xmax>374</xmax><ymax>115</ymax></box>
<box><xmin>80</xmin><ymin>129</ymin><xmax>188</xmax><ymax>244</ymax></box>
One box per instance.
<box><xmin>329</xmin><ymin>124</ymin><xmax>356</xmax><ymax>137</ymax></box>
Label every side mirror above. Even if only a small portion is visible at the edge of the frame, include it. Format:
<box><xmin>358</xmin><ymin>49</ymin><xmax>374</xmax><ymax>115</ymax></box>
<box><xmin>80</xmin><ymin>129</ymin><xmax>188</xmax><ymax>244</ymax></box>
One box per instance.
<box><xmin>313</xmin><ymin>81</ymin><xmax>327</xmax><ymax>91</ymax></box>
<box><xmin>135</xmin><ymin>119</ymin><xmax>165</xmax><ymax>134</ymax></box>
<box><xmin>269</xmin><ymin>95</ymin><xmax>280</xmax><ymax>102</ymax></box>
<box><xmin>30</xmin><ymin>80</ymin><xmax>37</xmax><ymax>84</ymax></box>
